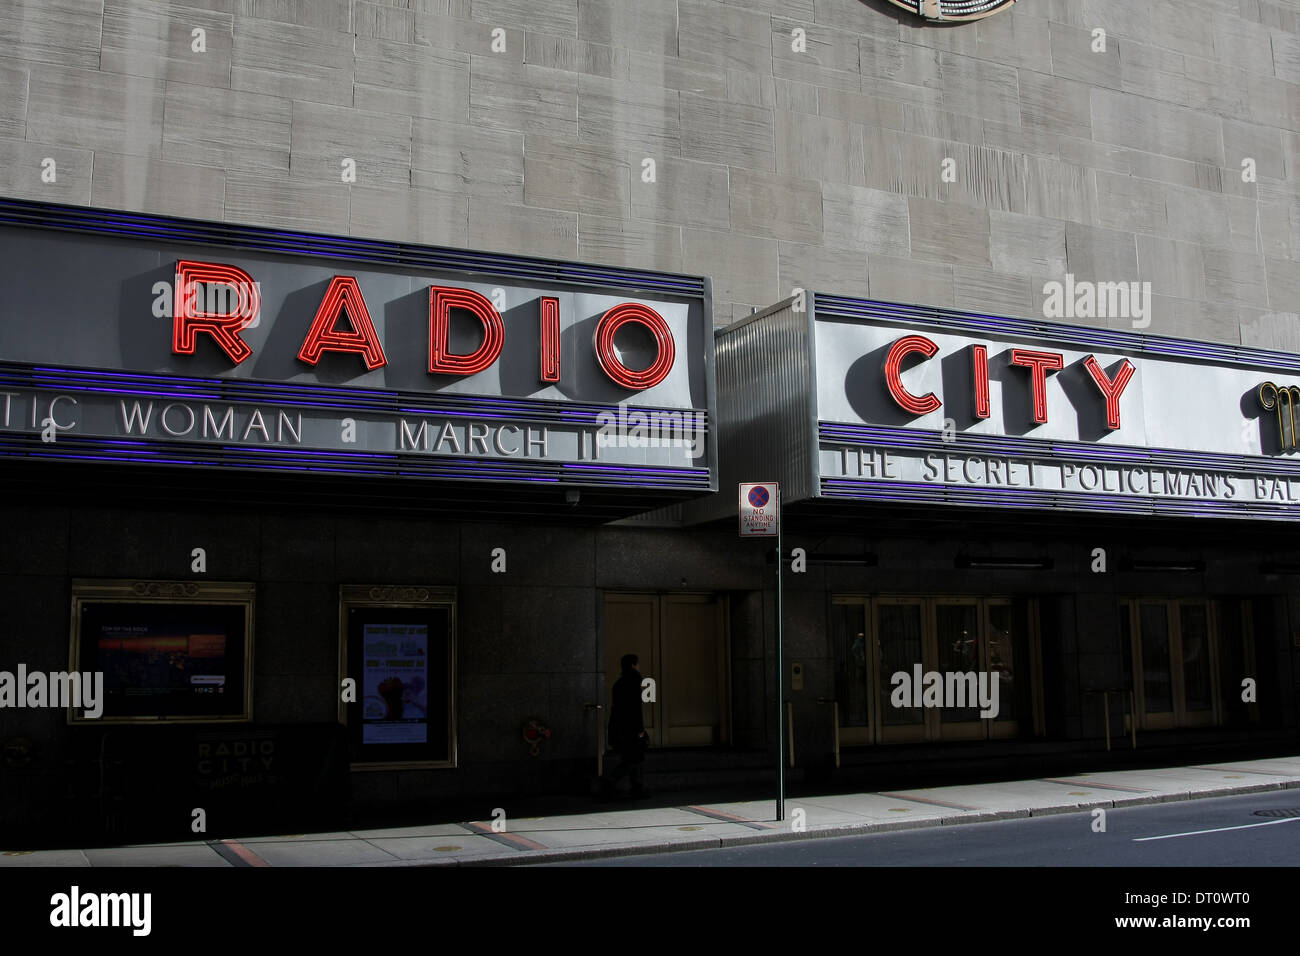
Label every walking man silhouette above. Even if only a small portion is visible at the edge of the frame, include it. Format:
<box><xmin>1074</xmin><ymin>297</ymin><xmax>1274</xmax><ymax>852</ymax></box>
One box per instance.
<box><xmin>600</xmin><ymin>653</ymin><xmax>648</xmax><ymax>799</ymax></box>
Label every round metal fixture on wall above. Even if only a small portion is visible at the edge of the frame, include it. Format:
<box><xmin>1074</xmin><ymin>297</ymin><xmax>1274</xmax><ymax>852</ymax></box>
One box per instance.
<box><xmin>885</xmin><ymin>0</ymin><xmax>1018</xmax><ymax>21</ymax></box>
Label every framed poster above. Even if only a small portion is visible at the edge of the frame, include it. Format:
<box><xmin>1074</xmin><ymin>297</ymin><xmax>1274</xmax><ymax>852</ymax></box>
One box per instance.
<box><xmin>338</xmin><ymin>585</ymin><xmax>456</xmax><ymax>769</ymax></box>
<box><xmin>68</xmin><ymin>580</ymin><xmax>254</xmax><ymax>723</ymax></box>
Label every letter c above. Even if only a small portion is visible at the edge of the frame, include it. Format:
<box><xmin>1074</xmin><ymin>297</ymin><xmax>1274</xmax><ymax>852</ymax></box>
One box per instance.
<box><xmin>883</xmin><ymin>335</ymin><xmax>941</xmax><ymax>414</ymax></box>
<box><xmin>493</xmin><ymin>424</ymin><xmax>520</xmax><ymax>455</ymax></box>
<box><xmin>48</xmin><ymin>395</ymin><xmax>78</xmax><ymax>429</ymax></box>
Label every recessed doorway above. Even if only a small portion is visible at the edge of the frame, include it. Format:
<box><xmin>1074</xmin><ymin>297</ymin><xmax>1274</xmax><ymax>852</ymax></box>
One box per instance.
<box><xmin>830</xmin><ymin>594</ymin><xmax>1039</xmax><ymax>744</ymax></box>
<box><xmin>603</xmin><ymin>593</ymin><xmax>730</xmax><ymax>748</ymax></box>
<box><xmin>1121</xmin><ymin>598</ymin><xmax>1228</xmax><ymax>730</ymax></box>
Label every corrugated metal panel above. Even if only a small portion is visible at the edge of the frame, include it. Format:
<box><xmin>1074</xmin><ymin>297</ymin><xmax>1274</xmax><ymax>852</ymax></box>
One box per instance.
<box><xmin>683</xmin><ymin>298</ymin><xmax>816</xmax><ymax>525</ymax></box>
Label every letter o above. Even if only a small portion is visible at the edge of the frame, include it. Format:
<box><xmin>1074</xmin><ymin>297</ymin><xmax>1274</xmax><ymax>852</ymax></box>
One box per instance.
<box><xmin>161</xmin><ymin>402</ymin><xmax>196</xmax><ymax>437</ymax></box>
<box><xmin>593</xmin><ymin>303</ymin><xmax>675</xmax><ymax>390</ymax></box>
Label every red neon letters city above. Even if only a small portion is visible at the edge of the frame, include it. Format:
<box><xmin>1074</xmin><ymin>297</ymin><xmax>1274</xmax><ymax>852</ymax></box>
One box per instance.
<box><xmin>171</xmin><ymin>259</ymin><xmax>674</xmax><ymax>390</ymax></box>
<box><xmin>883</xmin><ymin>334</ymin><xmax>1135</xmax><ymax>429</ymax></box>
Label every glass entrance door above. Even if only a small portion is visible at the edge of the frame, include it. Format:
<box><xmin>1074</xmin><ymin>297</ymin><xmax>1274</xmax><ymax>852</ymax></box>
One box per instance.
<box><xmin>831</xmin><ymin>595</ymin><xmax>1033</xmax><ymax>744</ymax></box>
<box><xmin>1124</xmin><ymin>598</ymin><xmax>1221</xmax><ymax>729</ymax></box>
<box><xmin>935</xmin><ymin>599</ymin><xmax>982</xmax><ymax>740</ymax></box>
<box><xmin>877</xmin><ymin>598</ymin><xmax>929</xmax><ymax>743</ymax></box>
<box><xmin>829</xmin><ymin>601</ymin><xmax>872</xmax><ymax>745</ymax></box>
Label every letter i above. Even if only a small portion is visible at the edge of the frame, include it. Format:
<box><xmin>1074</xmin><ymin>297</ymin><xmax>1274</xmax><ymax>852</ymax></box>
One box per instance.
<box><xmin>971</xmin><ymin>345</ymin><xmax>990</xmax><ymax>419</ymax></box>
<box><xmin>539</xmin><ymin>296</ymin><xmax>560</xmax><ymax>383</ymax></box>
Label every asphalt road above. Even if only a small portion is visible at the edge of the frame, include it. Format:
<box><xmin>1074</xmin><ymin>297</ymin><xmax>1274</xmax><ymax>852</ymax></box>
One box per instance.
<box><xmin>543</xmin><ymin>788</ymin><xmax>1300</xmax><ymax>866</ymax></box>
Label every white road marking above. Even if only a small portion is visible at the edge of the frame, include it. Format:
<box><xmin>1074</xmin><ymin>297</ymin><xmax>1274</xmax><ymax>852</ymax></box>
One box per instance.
<box><xmin>1134</xmin><ymin>816</ymin><xmax>1300</xmax><ymax>842</ymax></box>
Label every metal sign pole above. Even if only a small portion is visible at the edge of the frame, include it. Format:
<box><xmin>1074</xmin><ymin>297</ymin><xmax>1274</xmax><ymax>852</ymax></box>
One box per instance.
<box><xmin>738</xmin><ymin>481</ymin><xmax>783</xmax><ymax>823</ymax></box>
<box><xmin>775</xmin><ymin>504</ymin><xmax>784</xmax><ymax>822</ymax></box>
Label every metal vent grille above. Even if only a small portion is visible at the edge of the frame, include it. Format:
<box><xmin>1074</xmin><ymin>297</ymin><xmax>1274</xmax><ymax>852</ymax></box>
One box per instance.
<box><xmin>886</xmin><ymin>0</ymin><xmax>1018</xmax><ymax>21</ymax></box>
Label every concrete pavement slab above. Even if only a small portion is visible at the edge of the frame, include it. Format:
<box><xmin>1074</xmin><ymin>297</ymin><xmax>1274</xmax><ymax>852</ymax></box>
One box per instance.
<box><xmin>529</xmin><ymin>821</ymin><xmax>742</xmax><ymax>850</ymax></box>
<box><xmin>776</xmin><ymin>804</ymin><xmax>885</xmax><ymax>827</ymax></box>
<box><xmin>886</xmin><ymin>780</ymin><xmax>1094</xmax><ymax>811</ymax></box>
<box><xmin>349</xmin><ymin>824</ymin><xmax>470</xmax><ymax>839</ymax></box>
<box><xmin>0</xmin><ymin>849</ymin><xmax>91</xmax><ymax>866</ymax></box>
<box><xmin>485</xmin><ymin>808</ymin><xmax>706</xmax><ymax>831</ymax></box>
<box><xmin>84</xmin><ymin>845</ymin><xmax>231</xmax><ymax>867</ymax></box>
<box><xmin>364</xmin><ymin>834</ymin><xmax>521</xmax><ymax>862</ymax></box>
<box><xmin>238</xmin><ymin>831</ymin><xmax>361</xmax><ymax>844</ymax></box>
<box><xmin>683</xmin><ymin>799</ymin><xmax>782</xmax><ymax>823</ymax></box>
<box><xmin>1036</xmin><ymin>774</ymin><xmax>1152</xmax><ymax>793</ymax></box>
<box><xmin>1185</xmin><ymin>761</ymin><xmax>1300</xmax><ymax>779</ymax></box>
<box><xmin>785</xmin><ymin>795</ymin><xmax>951</xmax><ymax>824</ymax></box>
<box><xmin>1091</xmin><ymin>769</ymin><xmax>1258</xmax><ymax>793</ymax></box>
<box><xmin>241</xmin><ymin>838</ymin><xmax>398</xmax><ymax>867</ymax></box>
<box><xmin>1216</xmin><ymin>756</ymin><xmax>1300</xmax><ymax>772</ymax></box>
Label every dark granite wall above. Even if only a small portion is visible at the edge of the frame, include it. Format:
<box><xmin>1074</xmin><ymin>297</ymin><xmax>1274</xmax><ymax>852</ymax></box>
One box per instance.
<box><xmin>2</xmin><ymin>501</ymin><xmax>1298</xmax><ymax>843</ymax></box>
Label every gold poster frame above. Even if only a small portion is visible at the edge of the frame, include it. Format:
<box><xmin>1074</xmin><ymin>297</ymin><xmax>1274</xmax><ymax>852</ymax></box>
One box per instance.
<box><xmin>338</xmin><ymin>584</ymin><xmax>458</xmax><ymax>771</ymax></box>
<box><xmin>67</xmin><ymin>578</ymin><xmax>255</xmax><ymax>724</ymax></box>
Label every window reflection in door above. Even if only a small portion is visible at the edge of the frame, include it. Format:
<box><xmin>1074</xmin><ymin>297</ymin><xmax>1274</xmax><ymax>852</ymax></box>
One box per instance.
<box><xmin>878</xmin><ymin>602</ymin><xmax>925</xmax><ymax>728</ymax></box>
<box><xmin>831</xmin><ymin>602</ymin><xmax>870</xmax><ymax>735</ymax></box>
<box><xmin>829</xmin><ymin>595</ymin><xmax>1034</xmax><ymax>744</ymax></box>
<box><xmin>1139</xmin><ymin>603</ymin><xmax>1173</xmax><ymax>717</ymax></box>
<box><xmin>1180</xmin><ymin>604</ymin><xmax>1211</xmax><ymax>712</ymax></box>
<box><xmin>937</xmin><ymin>603</ymin><xmax>980</xmax><ymax>723</ymax></box>
<box><xmin>1124</xmin><ymin>598</ymin><xmax>1221</xmax><ymax>730</ymax></box>
<box><xmin>986</xmin><ymin>602</ymin><xmax>1015</xmax><ymax>724</ymax></box>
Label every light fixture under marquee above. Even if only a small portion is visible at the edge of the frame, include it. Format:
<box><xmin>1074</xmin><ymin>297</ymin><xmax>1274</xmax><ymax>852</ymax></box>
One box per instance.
<box><xmin>886</xmin><ymin>0</ymin><xmax>1017</xmax><ymax>21</ymax></box>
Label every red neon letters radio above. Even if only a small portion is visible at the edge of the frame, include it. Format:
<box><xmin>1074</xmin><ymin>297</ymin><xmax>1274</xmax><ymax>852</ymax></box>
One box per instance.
<box><xmin>170</xmin><ymin>260</ymin><xmax>676</xmax><ymax>391</ymax></box>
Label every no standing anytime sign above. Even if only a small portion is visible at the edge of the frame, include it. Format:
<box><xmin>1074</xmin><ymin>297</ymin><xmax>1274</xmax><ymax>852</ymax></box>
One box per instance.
<box><xmin>739</xmin><ymin>482</ymin><xmax>780</xmax><ymax>536</ymax></box>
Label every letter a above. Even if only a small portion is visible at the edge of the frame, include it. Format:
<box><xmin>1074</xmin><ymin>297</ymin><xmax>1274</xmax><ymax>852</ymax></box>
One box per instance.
<box><xmin>298</xmin><ymin>276</ymin><xmax>388</xmax><ymax>370</ymax></box>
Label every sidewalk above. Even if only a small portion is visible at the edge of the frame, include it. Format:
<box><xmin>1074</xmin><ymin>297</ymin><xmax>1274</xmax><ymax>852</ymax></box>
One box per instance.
<box><xmin>5</xmin><ymin>755</ymin><xmax>1300</xmax><ymax>867</ymax></box>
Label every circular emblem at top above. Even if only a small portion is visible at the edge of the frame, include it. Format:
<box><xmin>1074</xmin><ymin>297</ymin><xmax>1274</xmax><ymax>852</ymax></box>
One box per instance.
<box><xmin>886</xmin><ymin>0</ymin><xmax>1017</xmax><ymax>21</ymax></box>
